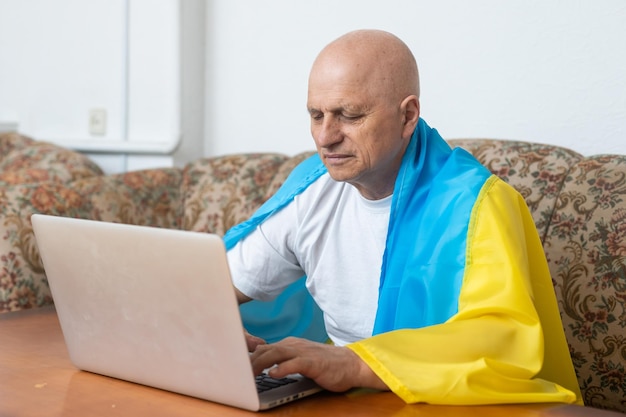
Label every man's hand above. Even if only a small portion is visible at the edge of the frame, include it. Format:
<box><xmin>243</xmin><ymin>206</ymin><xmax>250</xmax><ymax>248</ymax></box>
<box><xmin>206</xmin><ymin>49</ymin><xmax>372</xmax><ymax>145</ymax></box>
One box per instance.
<box><xmin>245</xmin><ymin>331</ymin><xmax>266</xmax><ymax>352</ymax></box>
<box><xmin>249</xmin><ymin>336</ymin><xmax>388</xmax><ymax>393</ymax></box>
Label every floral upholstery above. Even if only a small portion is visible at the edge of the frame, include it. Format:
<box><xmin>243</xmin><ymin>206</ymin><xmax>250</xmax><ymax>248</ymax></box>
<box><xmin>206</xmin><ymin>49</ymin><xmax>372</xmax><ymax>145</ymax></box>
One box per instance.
<box><xmin>3</xmin><ymin>134</ymin><xmax>626</xmax><ymax>413</ymax></box>
<box><xmin>181</xmin><ymin>152</ymin><xmax>315</xmax><ymax>236</ymax></box>
<box><xmin>1</xmin><ymin>133</ymin><xmax>181</xmax><ymax>312</ymax></box>
<box><xmin>0</xmin><ymin>132</ymin><xmax>103</xmax><ymax>185</ymax></box>
<box><xmin>1</xmin><ymin>133</ymin><xmax>104</xmax><ymax>312</ymax></box>
<box><xmin>0</xmin><ymin>170</ymin><xmax>184</xmax><ymax>313</ymax></box>
<box><xmin>543</xmin><ymin>155</ymin><xmax>626</xmax><ymax>412</ymax></box>
<box><xmin>447</xmin><ymin>139</ymin><xmax>583</xmax><ymax>240</ymax></box>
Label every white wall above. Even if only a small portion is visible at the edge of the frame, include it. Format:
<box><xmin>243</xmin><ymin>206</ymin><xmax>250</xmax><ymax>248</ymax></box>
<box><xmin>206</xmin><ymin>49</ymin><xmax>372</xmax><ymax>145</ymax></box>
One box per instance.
<box><xmin>2</xmin><ymin>1</ymin><xmax>625</xmax><ymax>173</ymax></box>
<box><xmin>205</xmin><ymin>0</ymin><xmax>626</xmax><ymax>157</ymax></box>
<box><xmin>0</xmin><ymin>0</ymin><xmax>184</xmax><ymax>173</ymax></box>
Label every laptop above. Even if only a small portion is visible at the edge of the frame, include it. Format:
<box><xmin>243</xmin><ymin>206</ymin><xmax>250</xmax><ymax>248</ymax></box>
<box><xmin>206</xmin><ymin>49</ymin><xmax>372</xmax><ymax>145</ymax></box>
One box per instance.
<box><xmin>31</xmin><ymin>214</ymin><xmax>322</xmax><ymax>411</ymax></box>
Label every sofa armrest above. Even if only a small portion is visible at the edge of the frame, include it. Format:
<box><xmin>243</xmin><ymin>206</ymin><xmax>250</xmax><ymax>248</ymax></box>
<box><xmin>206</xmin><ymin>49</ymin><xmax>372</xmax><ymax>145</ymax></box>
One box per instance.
<box><xmin>0</xmin><ymin>168</ymin><xmax>183</xmax><ymax>313</ymax></box>
<box><xmin>543</xmin><ymin>154</ymin><xmax>626</xmax><ymax>412</ymax></box>
<box><xmin>0</xmin><ymin>132</ymin><xmax>103</xmax><ymax>185</ymax></box>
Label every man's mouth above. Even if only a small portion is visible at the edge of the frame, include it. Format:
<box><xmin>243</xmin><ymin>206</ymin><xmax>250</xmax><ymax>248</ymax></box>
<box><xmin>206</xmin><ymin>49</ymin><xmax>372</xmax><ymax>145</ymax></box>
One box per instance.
<box><xmin>323</xmin><ymin>153</ymin><xmax>352</xmax><ymax>164</ymax></box>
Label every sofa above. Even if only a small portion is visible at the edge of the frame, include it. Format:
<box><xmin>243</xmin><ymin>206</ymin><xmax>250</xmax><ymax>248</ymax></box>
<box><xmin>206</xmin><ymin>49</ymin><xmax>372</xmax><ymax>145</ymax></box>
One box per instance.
<box><xmin>2</xmin><ymin>132</ymin><xmax>626</xmax><ymax>413</ymax></box>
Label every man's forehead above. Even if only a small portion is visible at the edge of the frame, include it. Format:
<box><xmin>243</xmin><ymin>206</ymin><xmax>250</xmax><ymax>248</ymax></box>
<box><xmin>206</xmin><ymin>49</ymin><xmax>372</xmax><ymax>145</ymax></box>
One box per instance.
<box><xmin>308</xmin><ymin>66</ymin><xmax>384</xmax><ymax>112</ymax></box>
<box><xmin>306</xmin><ymin>99</ymin><xmax>371</xmax><ymax>113</ymax></box>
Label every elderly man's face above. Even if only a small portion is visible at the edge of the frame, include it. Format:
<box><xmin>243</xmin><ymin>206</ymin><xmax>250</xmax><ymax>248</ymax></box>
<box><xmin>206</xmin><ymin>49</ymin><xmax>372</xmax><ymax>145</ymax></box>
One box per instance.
<box><xmin>307</xmin><ymin>64</ymin><xmax>409</xmax><ymax>200</ymax></box>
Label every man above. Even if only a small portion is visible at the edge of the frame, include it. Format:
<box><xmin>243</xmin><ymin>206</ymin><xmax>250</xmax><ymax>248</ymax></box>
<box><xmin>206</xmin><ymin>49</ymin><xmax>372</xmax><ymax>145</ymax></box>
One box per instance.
<box><xmin>224</xmin><ymin>29</ymin><xmax>582</xmax><ymax>405</ymax></box>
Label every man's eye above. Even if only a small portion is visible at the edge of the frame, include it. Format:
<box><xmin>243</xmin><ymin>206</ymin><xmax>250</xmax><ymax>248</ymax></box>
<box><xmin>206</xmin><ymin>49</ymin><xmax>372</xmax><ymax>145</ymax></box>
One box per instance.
<box><xmin>310</xmin><ymin>113</ymin><xmax>324</xmax><ymax>122</ymax></box>
<box><xmin>342</xmin><ymin>113</ymin><xmax>362</xmax><ymax>121</ymax></box>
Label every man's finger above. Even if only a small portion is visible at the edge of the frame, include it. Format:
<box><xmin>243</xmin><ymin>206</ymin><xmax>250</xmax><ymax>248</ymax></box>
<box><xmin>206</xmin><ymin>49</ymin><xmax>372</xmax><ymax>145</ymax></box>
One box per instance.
<box><xmin>245</xmin><ymin>332</ymin><xmax>266</xmax><ymax>352</ymax></box>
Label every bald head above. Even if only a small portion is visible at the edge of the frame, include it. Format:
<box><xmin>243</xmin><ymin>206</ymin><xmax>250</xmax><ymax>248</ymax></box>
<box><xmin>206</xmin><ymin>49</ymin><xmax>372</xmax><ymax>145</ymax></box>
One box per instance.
<box><xmin>309</xmin><ymin>30</ymin><xmax>420</xmax><ymax>105</ymax></box>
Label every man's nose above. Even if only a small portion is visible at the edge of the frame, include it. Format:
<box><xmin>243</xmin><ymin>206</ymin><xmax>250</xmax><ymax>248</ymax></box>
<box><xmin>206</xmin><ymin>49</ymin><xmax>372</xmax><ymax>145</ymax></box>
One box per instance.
<box><xmin>315</xmin><ymin>117</ymin><xmax>342</xmax><ymax>148</ymax></box>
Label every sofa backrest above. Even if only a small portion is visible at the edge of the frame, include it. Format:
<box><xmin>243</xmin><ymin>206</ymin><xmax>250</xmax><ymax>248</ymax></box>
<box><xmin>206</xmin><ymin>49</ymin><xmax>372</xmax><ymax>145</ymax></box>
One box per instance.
<box><xmin>447</xmin><ymin>139</ymin><xmax>583</xmax><ymax>241</ymax></box>
<box><xmin>181</xmin><ymin>152</ymin><xmax>314</xmax><ymax>236</ymax></box>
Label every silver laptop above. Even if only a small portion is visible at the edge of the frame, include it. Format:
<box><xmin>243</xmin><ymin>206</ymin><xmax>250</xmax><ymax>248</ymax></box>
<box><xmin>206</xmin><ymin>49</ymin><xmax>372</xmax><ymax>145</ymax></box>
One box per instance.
<box><xmin>31</xmin><ymin>214</ymin><xmax>322</xmax><ymax>411</ymax></box>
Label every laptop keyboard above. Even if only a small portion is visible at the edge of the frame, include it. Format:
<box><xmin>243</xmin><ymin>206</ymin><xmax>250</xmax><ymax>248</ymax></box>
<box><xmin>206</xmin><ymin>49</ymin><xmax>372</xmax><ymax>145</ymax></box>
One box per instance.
<box><xmin>255</xmin><ymin>374</ymin><xmax>298</xmax><ymax>393</ymax></box>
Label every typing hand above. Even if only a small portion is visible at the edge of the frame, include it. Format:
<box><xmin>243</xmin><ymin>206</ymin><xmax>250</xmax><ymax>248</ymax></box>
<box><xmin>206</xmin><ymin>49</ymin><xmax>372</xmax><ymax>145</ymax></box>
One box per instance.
<box><xmin>245</xmin><ymin>331</ymin><xmax>266</xmax><ymax>352</ymax></box>
<box><xmin>248</xmin><ymin>336</ymin><xmax>388</xmax><ymax>393</ymax></box>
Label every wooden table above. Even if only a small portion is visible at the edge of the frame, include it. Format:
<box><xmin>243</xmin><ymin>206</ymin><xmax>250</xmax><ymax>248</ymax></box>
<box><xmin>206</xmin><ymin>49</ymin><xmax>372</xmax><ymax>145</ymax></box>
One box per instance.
<box><xmin>1</xmin><ymin>306</ymin><xmax>623</xmax><ymax>417</ymax></box>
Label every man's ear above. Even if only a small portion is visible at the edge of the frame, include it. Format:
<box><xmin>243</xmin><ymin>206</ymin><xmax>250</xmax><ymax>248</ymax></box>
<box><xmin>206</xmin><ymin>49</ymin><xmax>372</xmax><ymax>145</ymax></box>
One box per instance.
<box><xmin>400</xmin><ymin>95</ymin><xmax>420</xmax><ymax>139</ymax></box>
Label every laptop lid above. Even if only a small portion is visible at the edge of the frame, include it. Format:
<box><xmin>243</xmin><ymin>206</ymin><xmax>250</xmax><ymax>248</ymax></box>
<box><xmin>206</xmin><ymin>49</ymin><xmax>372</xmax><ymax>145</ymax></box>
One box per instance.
<box><xmin>31</xmin><ymin>214</ymin><xmax>320</xmax><ymax>411</ymax></box>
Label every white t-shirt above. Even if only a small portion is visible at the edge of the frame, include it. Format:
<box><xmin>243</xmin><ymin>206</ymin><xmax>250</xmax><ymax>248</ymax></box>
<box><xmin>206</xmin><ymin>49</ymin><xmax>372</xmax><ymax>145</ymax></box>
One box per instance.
<box><xmin>227</xmin><ymin>173</ymin><xmax>391</xmax><ymax>346</ymax></box>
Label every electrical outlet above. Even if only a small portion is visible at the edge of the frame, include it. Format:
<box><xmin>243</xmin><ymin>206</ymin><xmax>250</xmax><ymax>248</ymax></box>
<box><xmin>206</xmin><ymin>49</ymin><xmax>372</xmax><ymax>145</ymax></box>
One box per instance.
<box><xmin>89</xmin><ymin>109</ymin><xmax>107</xmax><ymax>136</ymax></box>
